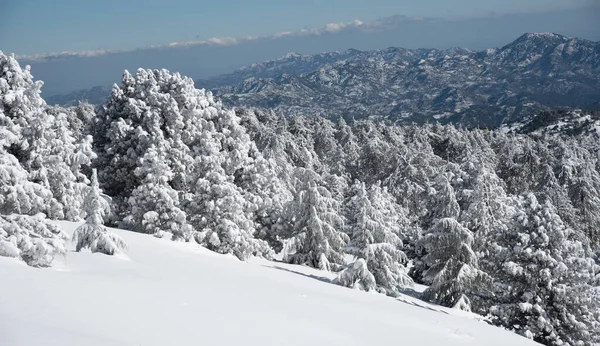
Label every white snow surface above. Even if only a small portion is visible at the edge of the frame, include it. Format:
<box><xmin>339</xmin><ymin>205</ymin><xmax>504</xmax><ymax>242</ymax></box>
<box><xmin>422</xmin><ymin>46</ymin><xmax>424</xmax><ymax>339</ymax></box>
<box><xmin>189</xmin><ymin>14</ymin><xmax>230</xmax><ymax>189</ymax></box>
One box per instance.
<box><xmin>0</xmin><ymin>221</ymin><xmax>541</xmax><ymax>346</ymax></box>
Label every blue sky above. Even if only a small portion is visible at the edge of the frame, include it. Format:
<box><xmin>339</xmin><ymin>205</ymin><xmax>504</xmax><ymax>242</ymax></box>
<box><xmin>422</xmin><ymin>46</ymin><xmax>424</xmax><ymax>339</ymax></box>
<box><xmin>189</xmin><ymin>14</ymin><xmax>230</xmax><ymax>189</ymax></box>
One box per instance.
<box><xmin>0</xmin><ymin>0</ymin><xmax>596</xmax><ymax>55</ymax></box>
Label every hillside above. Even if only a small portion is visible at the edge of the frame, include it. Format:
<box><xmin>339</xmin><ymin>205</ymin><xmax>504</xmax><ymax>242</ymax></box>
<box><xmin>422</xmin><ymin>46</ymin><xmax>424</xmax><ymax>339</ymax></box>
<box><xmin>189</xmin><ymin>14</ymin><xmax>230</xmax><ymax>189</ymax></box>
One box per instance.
<box><xmin>0</xmin><ymin>221</ymin><xmax>542</xmax><ymax>346</ymax></box>
<box><xmin>502</xmin><ymin>109</ymin><xmax>600</xmax><ymax>136</ymax></box>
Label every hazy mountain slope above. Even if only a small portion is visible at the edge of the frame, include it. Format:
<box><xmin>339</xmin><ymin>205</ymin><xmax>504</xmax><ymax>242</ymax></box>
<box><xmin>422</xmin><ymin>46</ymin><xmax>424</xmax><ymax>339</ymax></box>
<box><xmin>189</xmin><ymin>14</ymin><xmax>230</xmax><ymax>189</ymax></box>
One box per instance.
<box><xmin>0</xmin><ymin>221</ymin><xmax>542</xmax><ymax>346</ymax></box>
<box><xmin>45</xmin><ymin>85</ymin><xmax>111</xmax><ymax>107</ymax></box>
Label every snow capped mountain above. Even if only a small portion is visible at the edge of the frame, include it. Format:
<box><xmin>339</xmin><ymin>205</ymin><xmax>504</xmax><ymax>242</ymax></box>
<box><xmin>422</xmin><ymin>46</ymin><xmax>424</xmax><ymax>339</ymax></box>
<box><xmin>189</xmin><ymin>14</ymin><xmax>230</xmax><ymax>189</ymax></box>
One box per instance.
<box><xmin>203</xmin><ymin>33</ymin><xmax>599</xmax><ymax>127</ymax></box>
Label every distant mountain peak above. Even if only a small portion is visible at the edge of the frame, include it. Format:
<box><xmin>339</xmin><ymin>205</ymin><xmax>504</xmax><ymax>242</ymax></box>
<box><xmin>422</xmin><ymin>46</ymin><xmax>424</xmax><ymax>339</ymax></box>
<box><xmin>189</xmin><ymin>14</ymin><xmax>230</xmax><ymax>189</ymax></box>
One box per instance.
<box><xmin>522</xmin><ymin>32</ymin><xmax>565</xmax><ymax>39</ymax></box>
<box><xmin>504</xmin><ymin>32</ymin><xmax>569</xmax><ymax>49</ymax></box>
<box><xmin>282</xmin><ymin>51</ymin><xmax>303</xmax><ymax>59</ymax></box>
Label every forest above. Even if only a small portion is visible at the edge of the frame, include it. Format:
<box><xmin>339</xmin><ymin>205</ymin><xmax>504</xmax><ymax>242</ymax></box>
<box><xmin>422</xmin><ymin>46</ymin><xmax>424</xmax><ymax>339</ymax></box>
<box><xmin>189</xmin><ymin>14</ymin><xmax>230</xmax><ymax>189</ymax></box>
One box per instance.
<box><xmin>1</xmin><ymin>52</ymin><xmax>599</xmax><ymax>346</ymax></box>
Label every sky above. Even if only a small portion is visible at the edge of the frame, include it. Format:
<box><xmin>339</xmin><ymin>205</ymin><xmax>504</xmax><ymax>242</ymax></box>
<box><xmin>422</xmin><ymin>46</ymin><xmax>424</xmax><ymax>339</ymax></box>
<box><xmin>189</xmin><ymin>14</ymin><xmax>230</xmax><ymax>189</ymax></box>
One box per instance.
<box><xmin>0</xmin><ymin>0</ymin><xmax>597</xmax><ymax>55</ymax></box>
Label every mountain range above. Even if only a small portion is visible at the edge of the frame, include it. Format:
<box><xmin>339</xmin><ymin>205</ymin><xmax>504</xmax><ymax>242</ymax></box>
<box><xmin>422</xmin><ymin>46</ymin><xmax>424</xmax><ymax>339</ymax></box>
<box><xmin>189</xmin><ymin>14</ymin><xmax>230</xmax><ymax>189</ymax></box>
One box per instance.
<box><xmin>46</xmin><ymin>33</ymin><xmax>600</xmax><ymax>127</ymax></box>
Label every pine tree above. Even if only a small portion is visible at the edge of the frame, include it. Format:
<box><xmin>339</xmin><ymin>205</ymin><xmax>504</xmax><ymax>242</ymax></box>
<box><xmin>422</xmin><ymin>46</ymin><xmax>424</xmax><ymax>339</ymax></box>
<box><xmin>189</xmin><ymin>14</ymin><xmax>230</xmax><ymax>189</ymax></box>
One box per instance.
<box><xmin>345</xmin><ymin>180</ymin><xmax>413</xmax><ymax>295</ymax></box>
<box><xmin>282</xmin><ymin>169</ymin><xmax>348</xmax><ymax>271</ymax></box>
<box><xmin>26</xmin><ymin>107</ymin><xmax>96</xmax><ymax>220</ymax></box>
<box><xmin>411</xmin><ymin>171</ymin><xmax>462</xmax><ymax>283</ymax></box>
<box><xmin>0</xmin><ymin>149</ymin><xmax>54</xmax><ymax>216</ymax></box>
<box><xmin>418</xmin><ymin>218</ymin><xmax>490</xmax><ymax>311</ymax></box>
<box><xmin>484</xmin><ymin>194</ymin><xmax>600</xmax><ymax>345</ymax></box>
<box><xmin>424</xmin><ymin>172</ymin><xmax>461</xmax><ymax>227</ymax></box>
<box><xmin>568</xmin><ymin>160</ymin><xmax>600</xmax><ymax>245</ymax></box>
<box><xmin>187</xmin><ymin>173</ymin><xmax>271</xmax><ymax>260</ymax></box>
<box><xmin>73</xmin><ymin>169</ymin><xmax>127</xmax><ymax>255</ymax></box>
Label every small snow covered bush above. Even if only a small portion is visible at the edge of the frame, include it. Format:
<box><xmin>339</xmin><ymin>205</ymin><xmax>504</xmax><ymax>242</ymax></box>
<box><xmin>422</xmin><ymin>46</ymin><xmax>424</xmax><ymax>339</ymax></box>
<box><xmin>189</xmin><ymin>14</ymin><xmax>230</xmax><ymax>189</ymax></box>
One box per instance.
<box><xmin>332</xmin><ymin>259</ymin><xmax>376</xmax><ymax>292</ymax></box>
<box><xmin>0</xmin><ymin>213</ymin><xmax>67</xmax><ymax>267</ymax></box>
<box><xmin>73</xmin><ymin>169</ymin><xmax>127</xmax><ymax>255</ymax></box>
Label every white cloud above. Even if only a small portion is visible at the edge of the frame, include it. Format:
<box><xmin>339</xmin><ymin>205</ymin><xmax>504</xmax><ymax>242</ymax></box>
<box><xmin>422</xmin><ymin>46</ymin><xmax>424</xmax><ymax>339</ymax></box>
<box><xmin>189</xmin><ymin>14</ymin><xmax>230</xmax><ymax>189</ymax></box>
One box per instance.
<box><xmin>17</xmin><ymin>18</ymin><xmax>372</xmax><ymax>62</ymax></box>
<box><xmin>323</xmin><ymin>19</ymin><xmax>364</xmax><ymax>33</ymax></box>
<box><xmin>19</xmin><ymin>49</ymin><xmax>122</xmax><ymax>61</ymax></box>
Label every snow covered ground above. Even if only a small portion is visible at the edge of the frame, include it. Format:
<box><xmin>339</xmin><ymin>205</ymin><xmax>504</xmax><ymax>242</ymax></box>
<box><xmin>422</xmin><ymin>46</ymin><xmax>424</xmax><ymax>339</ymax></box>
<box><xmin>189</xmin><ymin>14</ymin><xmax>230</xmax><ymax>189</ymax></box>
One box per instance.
<box><xmin>0</xmin><ymin>221</ymin><xmax>540</xmax><ymax>346</ymax></box>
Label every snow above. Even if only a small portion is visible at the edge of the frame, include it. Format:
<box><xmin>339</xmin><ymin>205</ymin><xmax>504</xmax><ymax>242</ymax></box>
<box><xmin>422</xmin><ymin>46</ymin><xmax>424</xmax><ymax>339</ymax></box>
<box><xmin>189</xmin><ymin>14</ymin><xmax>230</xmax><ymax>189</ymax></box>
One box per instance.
<box><xmin>0</xmin><ymin>221</ymin><xmax>540</xmax><ymax>346</ymax></box>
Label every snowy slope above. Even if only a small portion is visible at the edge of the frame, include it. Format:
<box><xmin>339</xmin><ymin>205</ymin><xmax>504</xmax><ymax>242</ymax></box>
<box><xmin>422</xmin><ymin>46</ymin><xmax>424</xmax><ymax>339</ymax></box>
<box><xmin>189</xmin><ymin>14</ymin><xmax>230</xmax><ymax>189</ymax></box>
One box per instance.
<box><xmin>0</xmin><ymin>221</ymin><xmax>541</xmax><ymax>346</ymax></box>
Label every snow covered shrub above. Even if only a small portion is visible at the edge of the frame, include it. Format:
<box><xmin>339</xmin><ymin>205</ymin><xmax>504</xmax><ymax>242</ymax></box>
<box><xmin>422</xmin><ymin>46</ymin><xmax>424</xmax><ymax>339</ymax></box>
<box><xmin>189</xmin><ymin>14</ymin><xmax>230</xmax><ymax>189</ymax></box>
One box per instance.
<box><xmin>73</xmin><ymin>170</ymin><xmax>127</xmax><ymax>255</ymax></box>
<box><xmin>332</xmin><ymin>259</ymin><xmax>376</xmax><ymax>292</ymax></box>
<box><xmin>0</xmin><ymin>213</ymin><xmax>67</xmax><ymax>267</ymax></box>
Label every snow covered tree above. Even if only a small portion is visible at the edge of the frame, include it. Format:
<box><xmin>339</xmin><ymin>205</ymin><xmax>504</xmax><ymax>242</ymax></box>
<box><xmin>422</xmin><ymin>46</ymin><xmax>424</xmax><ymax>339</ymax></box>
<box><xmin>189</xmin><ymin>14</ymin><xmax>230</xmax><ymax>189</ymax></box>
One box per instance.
<box><xmin>0</xmin><ymin>52</ymin><xmax>46</xmax><ymax>148</ymax></box>
<box><xmin>334</xmin><ymin>117</ymin><xmax>360</xmax><ymax>175</ymax></box>
<box><xmin>25</xmin><ymin>107</ymin><xmax>96</xmax><ymax>220</ymax></box>
<box><xmin>187</xmin><ymin>171</ymin><xmax>271</xmax><ymax>260</ymax></box>
<box><xmin>424</xmin><ymin>172</ymin><xmax>461</xmax><ymax>227</ymax></box>
<box><xmin>73</xmin><ymin>169</ymin><xmax>127</xmax><ymax>255</ymax></box>
<box><xmin>93</xmin><ymin>69</ymin><xmax>197</xmax><ymax>215</ymax></box>
<box><xmin>568</xmin><ymin>160</ymin><xmax>600</xmax><ymax>245</ymax></box>
<box><xmin>182</xmin><ymin>109</ymin><xmax>273</xmax><ymax>260</ymax></box>
<box><xmin>0</xmin><ymin>53</ymin><xmax>59</xmax><ymax>217</ymax></box>
<box><xmin>418</xmin><ymin>218</ymin><xmax>490</xmax><ymax>311</ymax></box>
<box><xmin>0</xmin><ymin>52</ymin><xmax>95</xmax><ymax>220</ymax></box>
<box><xmin>411</xmin><ymin>171</ymin><xmax>463</xmax><ymax>283</ymax></box>
<box><xmin>124</xmin><ymin>145</ymin><xmax>192</xmax><ymax>241</ymax></box>
<box><xmin>0</xmin><ymin>51</ymin><xmax>96</xmax><ymax>267</ymax></box>
<box><xmin>0</xmin><ymin>148</ymin><xmax>54</xmax><ymax>216</ymax></box>
<box><xmin>484</xmin><ymin>194</ymin><xmax>600</xmax><ymax>345</ymax></box>
<box><xmin>282</xmin><ymin>169</ymin><xmax>348</xmax><ymax>271</ymax></box>
<box><xmin>240</xmin><ymin>154</ymin><xmax>291</xmax><ymax>253</ymax></box>
<box><xmin>94</xmin><ymin>68</ymin><xmax>279</xmax><ymax>260</ymax></box>
<box><xmin>460</xmin><ymin>166</ymin><xmax>512</xmax><ymax>251</ymax></box>
<box><xmin>345</xmin><ymin>180</ymin><xmax>413</xmax><ymax>295</ymax></box>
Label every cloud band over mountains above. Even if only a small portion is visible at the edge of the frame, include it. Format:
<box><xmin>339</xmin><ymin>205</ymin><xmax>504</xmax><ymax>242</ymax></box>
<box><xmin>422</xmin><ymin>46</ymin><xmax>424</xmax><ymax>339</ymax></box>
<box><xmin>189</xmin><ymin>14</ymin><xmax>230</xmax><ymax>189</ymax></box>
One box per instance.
<box><xmin>18</xmin><ymin>19</ymin><xmax>369</xmax><ymax>62</ymax></box>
